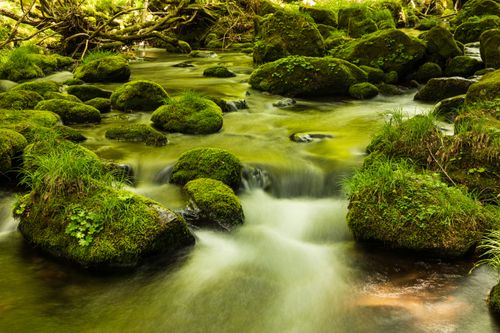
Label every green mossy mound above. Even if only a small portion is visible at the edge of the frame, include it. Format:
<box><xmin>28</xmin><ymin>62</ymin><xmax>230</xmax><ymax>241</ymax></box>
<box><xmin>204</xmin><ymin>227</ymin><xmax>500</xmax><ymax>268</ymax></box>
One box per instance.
<box><xmin>0</xmin><ymin>128</ymin><xmax>27</xmax><ymax>177</ymax></box>
<box><xmin>170</xmin><ymin>147</ymin><xmax>243</xmax><ymax>191</ymax></box>
<box><xmin>10</xmin><ymin>80</ymin><xmax>61</xmax><ymax>97</ymax></box>
<box><xmin>253</xmin><ymin>10</ymin><xmax>325</xmax><ymax>64</ymax></box>
<box><xmin>35</xmin><ymin>99</ymin><xmax>101</xmax><ymax>125</ymax></box>
<box><xmin>445</xmin><ymin>56</ymin><xmax>483</xmax><ymax>77</ymax></box>
<box><xmin>416</xmin><ymin>17</ymin><xmax>441</xmax><ymax>31</ymax></box>
<box><xmin>0</xmin><ymin>109</ymin><xmax>61</xmax><ymax>129</ymax></box>
<box><xmin>415</xmin><ymin>62</ymin><xmax>442</xmax><ymax>83</ymax></box>
<box><xmin>151</xmin><ymin>91</ymin><xmax>223</xmax><ymax>134</ymax></box>
<box><xmin>66</xmin><ymin>85</ymin><xmax>112</xmax><ymax>102</ymax></box>
<box><xmin>105</xmin><ymin>124</ymin><xmax>168</xmax><ymax>146</ymax></box>
<box><xmin>348</xmin><ymin>82</ymin><xmax>379</xmax><ymax>99</ymax></box>
<box><xmin>432</xmin><ymin>95</ymin><xmax>466</xmax><ymax>121</ymax></box>
<box><xmin>110</xmin><ymin>80</ymin><xmax>168</xmax><ymax>112</ymax></box>
<box><xmin>184</xmin><ymin>178</ymin><xmax>244</xmax><ymax>230</ymax></box>
<box><xmin>203</xmin><ymin>65</ymin><xmax>236</xmax><ymax>78</ymax></box>
<box><xmin>85</xmin><ymin>97</ymin><xmax>111</xmax><ymax>113</ymax></box>
<box><xmin>360</xmin><ymin>65</ymin><xmax>386</xmax><ymax>84</ymax></box>
<box><xmin>249</xmin><ymin>55</ymin><xmax>367</xmax><ymax>97</ymax></box>
<box><xmin>423</xmin><ymin>26</ymin><xmax>463</xmax><ymax>63</ymax></box>
<box><xmin>299</xmin><ymin>6</ymin><xmax>337</xmax><ymax>27</ymax></box>
<box><xmin>331</xmin><ymin>29</ymin><xmax>426</xmax><ymax>77</ymax></box>
<box><xmin>489</xmin><ymin>282</ymin><xmax>500</xmax><ymax>315</ymax></box>
<box><xmin>465</xmin><ymin>69</ymin><xmax>500</xmax><ymax>104</ymax></box>
<box><xmin>414</xmin><ymin>77</ymin><xmax>476</xmax><ymax>102</ymax></box>
<box><xmin>337</xmin><ymin>6</ymin><xmax>377</xmax><ymax>37</ymax></box>
<box><xmin>480</xmin><ymin>29</ymin><xmax>500</xmax><ymax>69</ymax></box>
<box><xmin>454</xmin><ymin>0</ymin><xmax>500</xmax><ymax>25</ymax></box>
<box><xmin>15</xmin><ymin>139</ymin><xmax>194</xmax><ymax>269</ymax></box>
<box><xmin>345</xmin><ymin>157</ymin><xmax>494</xmax><ymax>257</ymax></box>
<box><xmin>0</xmin><ymin>90</ymin><xmax>43</xmax><ymax>110</ymax></box>
<box><xmin>73</xmin><ymin>56</ymin><xmax>130</xmax><ymax>83</ymax></box>
<box><xmin>454</xmin><ymin>16</ymin><xmax>500</xmax><ymax>44</ymax></box>
<box><xmin>44</xmin><ymin>92</ymin><xmax>82</xmax><ymax>102</ymax></box>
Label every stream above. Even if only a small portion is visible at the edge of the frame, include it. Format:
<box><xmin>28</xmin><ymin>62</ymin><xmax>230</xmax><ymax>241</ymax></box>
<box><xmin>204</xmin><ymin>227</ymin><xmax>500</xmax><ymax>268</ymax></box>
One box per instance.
<box><xmin>0</xmin><ymin>50</ymin><xmax>498</xmax><ymax>332</ymax></box>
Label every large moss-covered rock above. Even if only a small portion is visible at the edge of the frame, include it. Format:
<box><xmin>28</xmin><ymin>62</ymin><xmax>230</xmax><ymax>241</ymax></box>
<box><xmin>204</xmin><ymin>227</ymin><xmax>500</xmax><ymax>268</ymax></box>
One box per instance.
<box><xmin>44</xmin><ymin>92</ymin><xmax>82</xmax><ymax>102</ymax></box>
<box><xmin>85</xmin><ymin>97</ymin><xmax>111</xmax><ymax>113</ymax></box>
<box><xmin>35</xmin><ymin>99</ymin><xmax>101</xmax><ymax>124</ymax></box>
<box><xmin>360</xmin><ymin>65</ymin><xmax>386</xmax><ymax>83</ymax></box>
<box><xmin>445</xmin><ymin>56</ymin><xmax>483</xmax><ymax>77</ymax></box>
<box><xmin>349</xmin><ymin>82</ymin><xmax>379</xmax><ymax>99</ymax></box>
<box><xmin>249</xmin><ymin>56</ymin><xmax>367</xmax><ymax>97</ymax></box>
<box><xmin>299</xmin><ymin>6</ymin><xmax>337</xmax><ymax>27</ymax></box>
<box><xmin>331</xmin><ymin>29</ymin><xmax>426</xmax><ymax>77</ymax></box>
<box><xmin>414</xmin><ymin>77</ymin><xmax>476</xmax><ymax>102</ymax></box>
<box><xmin>337</xmin><ymin>6</ymin><xmax>370</xmax><ymax>30</ymax></box>
<box><xmin>415</xmin><ymin>62</ymin><xmax>443</xmax><ymax>83</ymax></box>
<box><xmin>423</xmin><ymin>26</ymin><xmax>463</xmax><ymax>63</ymax></box>
<box><xmin>465</xmin><ymin>69</ymin><xmax>500</xmax><ymax>103</ymax></box>
<box><xmin>151</xmin><ymin>92</ymin><xmax>223</xmax><ymax>134</ymax></box>
<box><xmin>66</xmin><ymin>85</ymin><xmax>112</xmax><ymax>102</ymax></box>
<box><xmin>0</xmin><ymin>128</ymin><xmax>27</xmax><ymax>177</ymax></box>
<box><xmin>105</xmin><ymin>124</ymin><xmax>168</xmax><ymax>146</ymax></box>
<box><xmin>253</xmin><ymin>11</ymin><xmax>325</xmax><ymax>64</ymax></box>
<box><xmin>489</xmin><ymin>282</ymin><xmax>500</xmax><ymax>315</ymax></box>
<box><xmin>170</xmin><ymin>147</ymin><xmax>243</xmax><ymax>191</ymax></box>
<box><xmin>0</xmin><ymin>90</ymin><xmax>43</xmax><ymax>110</ymax></box>
<box><xmin>183</xmin><ymin>178</ymin><xmax>244</xmax><ymax>230</ymax></box>
<box><xmin>338</xmin><ymin>6</ymin><xmax>394</xmax><ymax>37</ymax></box>
<box><xmin>73</xmin><ymin>56</ymin><xmax>130</xmax><ymax>83</ymax></box>
<box><xmin>10</xmin><ymin>80</ymin><xmax>60</xmax><ymax>97</ymax></box>
<box><xmin>0</xmin><ymin>109</ymin><xmax>61</xmax><ymax>129</ymax></box>
<box><xmin>454</xmin><ymin>16</ymin><xmax>500</xmax><ymax>43</ymax></box>
<box><xmin>480</xmin><ymin>29</ymin><xmax>500</xmax><ymax>68</ymax></box>
<box><xmin>454</xmin><ymin>0</ymin><xmax>500</xmax><ymax>25</ymax></box>
<box><xmin>203</xmin><ymin>65</ymin><xmax>236</xmax><ymax>78</ymax></box>
<box><xmin>110</xmin><ymin>80</ymin><xmax>168</xmax><ymax>112</ymax></box>
<box><xmin>432</xmin><ymin>95</ymin><xmax>465</xmax><ymax>121</ymax></box>
<box><xmin>345</xmin><ymin>158</ymin><xmax>494</xmax><ymax>257</ymax></box>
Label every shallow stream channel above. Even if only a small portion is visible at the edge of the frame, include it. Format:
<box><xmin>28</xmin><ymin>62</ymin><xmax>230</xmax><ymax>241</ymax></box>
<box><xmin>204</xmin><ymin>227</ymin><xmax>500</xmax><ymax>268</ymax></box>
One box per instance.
<box><xmin>0</xmin><ymin>50</ymin><xmax>498</xmax><ymax>332</ymax></box>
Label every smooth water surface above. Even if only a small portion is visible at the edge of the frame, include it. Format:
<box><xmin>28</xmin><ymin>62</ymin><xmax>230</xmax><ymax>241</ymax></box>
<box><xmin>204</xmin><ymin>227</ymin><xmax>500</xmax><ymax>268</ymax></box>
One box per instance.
<box><xmin>0</xmin><ymin>50</ymin><xmax>498</xmax><ymax>333</ymax></box>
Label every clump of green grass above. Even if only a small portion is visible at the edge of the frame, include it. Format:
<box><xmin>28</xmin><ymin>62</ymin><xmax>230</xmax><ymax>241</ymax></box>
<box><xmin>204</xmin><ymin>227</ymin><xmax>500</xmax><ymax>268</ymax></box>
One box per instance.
<box><xmin>81</xmin><ymin>49</ymin><xmax>118</xmax><ymax>64</ymax></box>
<box><xmin>475</xmin><ymin>228</ymin><xmax>500</xmax><ymax>273</ymax></box>
<box><xmin>0</xmin><ymin>45</ymin><xmax>44</xmax><ymax>81</ymax></box>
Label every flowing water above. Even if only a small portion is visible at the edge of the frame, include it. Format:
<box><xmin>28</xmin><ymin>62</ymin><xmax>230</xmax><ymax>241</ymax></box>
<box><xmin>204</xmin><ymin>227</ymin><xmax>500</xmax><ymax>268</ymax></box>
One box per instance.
<box><xmin>0</xmin><ymin>50</ymin><xmax>498</xmax><ymax>332</ymax></box>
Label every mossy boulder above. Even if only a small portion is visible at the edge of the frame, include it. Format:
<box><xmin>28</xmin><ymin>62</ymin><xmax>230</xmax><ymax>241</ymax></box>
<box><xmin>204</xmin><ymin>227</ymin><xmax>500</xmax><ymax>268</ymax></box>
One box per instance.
<box><xmin>488</xmin><ymin>282</ymin><xmax>500</xmax><ymax>315</ymax></box>
<box><xmin>44</xmin><ymin>92</ymin><xmax>82</xmax><ymax>102</ymax></box>
<box><xmin>347</xmin><ymin>18</ymin><xmax>378</xmax><ymax>38</ymax></box>
<box><xmin>445</xmin><ymin>56</ymin><xmax>483</xmax><ymax>77</ymax></box>
<box><xmin>110</xmin><ymin>80</ymin><xmax>168</xmax><ymax>112</ymax></box>
<box><xmin>170</xmin><ymin>147</ymin><xmax>243</xmax><ymax>191</ymax></box>
<box><xmin>105</xmin><ymin>124</ymin><xmax>168</xmax><ymax>146</ymax></box>
<box><xmin>423</xmin><ymin>26</ymin><xmax>463</xmax><ymax>63</ymax></box>
<box><xmin>480</xmin><ymin>29</ymin><xmax>500</xmax><ymax>68</ymax></box>
<box><xmin>66</xmin><ymin>85</ymin><xmax>112</xmax><ymax>102</ymax></box>
<box><xmin>349</xmin><ymin>82</ymin><xmax>379</xmax><ymax>99</ymax></box>
<box><xmin>35</xmin><ymin>99</ymin><xmax>101</xmax><ymax>124</ymax></box>
<box><xmin>203</xmin><ymin>65</ymin><xmax>236</xmax><ymax>78</ymax></box>
<box><xmin>454</xmin><ymin>0</ymin><xmax>500</xmax><ymax>25</ymax></box>
<box><xmin>454</xmin><ymin>16</ymin><xmax>500</xmax><ymax>43</ymax></box>
<box><xmin>10</xmin><ymin>80</ymin><xmax>60</xmax><ymax>97</ymax></box>
<box><xmin>416</xmin><ymin>17</ymin><xmax>441</xmax><ymax>31</ymax></box>
<box><xmin>331</xmin><ymin>29</ymin><xmax>426</xmax><ymax>77</ymax></box>
<box><xmin>249</xmin><ymin>56</ymin><xmax>367</xmax><ymax>97</ymax></box>
<box><xmin>360</xmin><ymin>65</ymin><xmax>386</xmax><ymax>83</ymax></box>
<box><xmin>414</xmin><ymin>77</ymin><xmax>476</xmax><ymax>102</ymax></box>
<box><xmin>0</xmin><ymin>128</ymin><xmax>28</xmax><ymax>177</ymax></box>
<box><xmin>299</xmin><ymin>6</ymin><xmax>337</xmax><ymax>27</ymax></box>
<box><xmin>465</xmin><ymin>69</ymin><xmax>500</xmax><ymax>103</ymax></box>
<box><xmin>183</xmin><ymin>178</ymin><xmax>244</xmax><ymax>230</ymax></box>
<box><xmin>85</xmin><ymin>97</ymin><xmax>111</xmax><ymax>113</ymax></box>
<box><xmin>73</xmin><ymin>56</ymin><xmax>130</xmax><ymax>83</ymax></box>
<box><xmin>337</xmin><ymin>6</ymin><xmax>370</xmax><ymax>30</ymax></box>
<box><xmin>432</xmin><ymin>95</ymin><xmax>466</xmax><ymax>121</ymax></box>
<box><xmin>0</xmin><ymin>109</ymin><xmax>61</xmax><ymax>129</ymax></box>
<box><xmin>253</xmin><ymin>11</ymin><xmax>325</xmax><ymax>64</ymax></box>
<box><xmin>0</xmin><ymin>90</ymin><xmax>43</xmax><ymax>110</ymax></box>
<box><xmin>345</xmin><ymin>158</ymin><xmax>494</xmax><ymax>257</ymax></box>
<box><xmin>151</xmin><ymin>92</ymin><xmax>223</xmax><ymax>134</ymax></box>
<box><xmin>415</xmin><ymin>62</ymin><xmax>443</xmax><ymax>83</ymax></box>
<box><xmin>29</xmin><ymin>54</ymin><xmax>73</xmax><ymax>74</ymax></box>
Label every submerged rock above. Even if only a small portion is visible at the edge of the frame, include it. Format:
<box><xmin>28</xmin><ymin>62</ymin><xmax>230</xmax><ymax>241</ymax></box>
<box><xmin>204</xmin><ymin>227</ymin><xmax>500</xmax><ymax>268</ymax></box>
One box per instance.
<box><xmin>183</xmin><ymin>178</ymin><xmax>244</xmax><ymax>230</ymax></box>
<box><xmin>110</xmin><ymin>80</ymin><xmax>168</xmax><ymax>112</ymax></box>
<box><xmin>203</xmin><ymin>65</ymin><xmax>236</xmax><ymax>78</ymax></box>
<box><xmin>289</xmin><ymin>132</ymin><xmax>335</xmax><ymax>143</ymax></box>
<box><xmin>105</xmin><ymin>124</ymin><xmax>168</xmax><ymax>146</ymax></box>
<box><xmin>273</xmin><ymin>98</ymin><xmax>296</xmax><ymax>108</ymax></box>
<box><xmin>170</xmin><ymin>147</ymin><xmax>243</xmax><ymax>191</ymax></box>
<box><xmin>73</xmin><ymin>56</ymin><xmax>130</xmax><ymax>83</ymax></box>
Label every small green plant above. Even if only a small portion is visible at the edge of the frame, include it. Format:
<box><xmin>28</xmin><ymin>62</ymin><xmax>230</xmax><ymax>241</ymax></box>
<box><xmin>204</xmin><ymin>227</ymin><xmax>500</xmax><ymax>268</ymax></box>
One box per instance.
<box><xmin>81</xmin><ymin>49</ymin><xmax>118</xmax><ymax>64</ymax></box>
<box><xmin>65</xmin><ymin>205</ymin><xmax>102</xmax><ymax>246</ymax></box>
<box><xmin>475</xmin><ymin>227</ymin><xmax>500</xmax><ymax>273</ymax></box>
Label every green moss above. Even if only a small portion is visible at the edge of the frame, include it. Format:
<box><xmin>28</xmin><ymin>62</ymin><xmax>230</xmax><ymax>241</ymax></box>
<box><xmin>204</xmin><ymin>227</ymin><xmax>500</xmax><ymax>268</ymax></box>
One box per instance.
<box><xmin>105</xmin><ymin>124</ymin><xmax>168</xmax><ymax>146</ymax></box>
<box><xmin>348</xmin><ymin>82</ymin><xmax>379</xmax><ymax>99</ymax></box>
<box><xmin>184</xmin><ymin>178</ymin><xmax>244</xmax><ymax>230</ymax></box>
<box><xmin>151</xmin><ymin>91</ymin><xmax>223</xmax><ymax>134</ymax></box>
<box><xmin>445</xmin><ymin>56</ymin><xmax>483</xmax><ymax>77</ymax></box>
<box><xmin>203</xmin><ymin>65</ymin><xmax>236</xmax><ymax>78</ymax></box>
<box><xmin>0</xmin><ymin>109</ymin><xmax>60</xmax><ymax>128</ymax></box>
<box><xmin>415</xmin><ymin>62</ymin><xmax>442</xmax><ymax>83</ymax></box>
<box><xmin>489</xmin><ymin>282</ymin><xmax>500</xmax><ymax>315</ymax></box>
<box><xmin>432</xmin><ymin>95</ymin><xmax>466</xmax><ymax>121</ymax></box>
<box><xmin>359</xmin><ymin>65</ymin><xmax>385</xmax><ymax>83</ymax></box>
<box><xmin>454</xmin><ymin>16</ymin><xmax>500</xmax><ymax>43</ymax></box>
<box><xmin>63</xmin><ymin>78</ymin><xmax>84</xmax><ymax>86</ymax></box>
<box><xmin>249</xmin><ymin>55</ymin><xmax>367</xmax><ymax>97</ymax></box>
<box><xmin>0</xmin><ymin>46</ymin><xmax>44</xmax><ymax>81</ymax></box>
<box><xmin>35</xmin><ymin>99</ymin><xmax>101</xmax><ymax>125</ymax></box>
<box><xmin>0</xmin><ymin>128</ymin><xmax>28</xmax><ymax>176</ymax></box>
<box><xmin>253</xmin><ymin>10</ymin><xmax>325</xmax><ymax>64</ymax></box>
<box><xmin>480</xmin><ymin>29</ymin><xmax>500</xmax><ymax>69</ymax></box>
<box><xmin>66</xmin><ymin>85</ymin><xmax>112</xmax><ymax>102</ymax></box>
<box><xmin>73</xmin><ymin>55</ymin><xmax>130</xmax><ymax>83</ymax></box>
<box><xmin>170</xmin><ymin>147</ymin><xmax>243</xmax><ymax>191</ymax></box>
<box><xmin>331</xmin><ymin>29</ymin><xmax>426</xmax><ymax>77</ymax></box>
<box><xmin>110</xmin><ymin>80</ymin><xmax>169</xmax><ymax>112</ymax></box>
<box><xmin>465</xmin><ymin>69</ymin><xmax>500</xmax><ymax>104</ymax></box>
<box><xmin>299</xmin><ymin>6</ymin><xmax>337</xmax><ymax>27</ymax></box>
<box><xmin>0</xmin><ymin>90</ymin><xmax>43</xmax><ymax>110</ymax></box>
<box><xmin>416</xmin><ymin>17</ymin><xmax>441</xmax><ymax>31</ymax></box>
<box><xmin>454</xmin><ymin>0</ymin><xmax>500</xmax><ymax>25</ymax></box>
<box><xmin>43</xmin><ymin>92</ymin><xmax>82</xmax><ymax>102</ymax></box>
<box><xmin>85</xmin><ymin>97</ymin><xmax>111</xmax><ymax>113</ymax></box>
<box><xmin>344</xmin><ymin>157</ymin><xmax>495</xmax><ymax>257</ymax></box>
<box><xmin>423</xmin><ymin>26</ymin><xmax>463</xmax><ymax>61</ymax></box>
<box><xmin>414</xmin><ymin>77</ymin><xmax>475</xmax><ymax>102</ymax></box>
<box><xmin>10</xmin><ymin>80</ymin><xmax>61</xmax><ymax>97</ymax></box>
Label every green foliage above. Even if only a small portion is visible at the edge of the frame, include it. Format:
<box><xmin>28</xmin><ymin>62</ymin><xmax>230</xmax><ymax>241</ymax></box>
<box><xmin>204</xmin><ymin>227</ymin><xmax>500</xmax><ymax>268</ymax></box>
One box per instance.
<box><xmin>0</xmin><ymin>45</ymin><xmax>44</xmax><ymax>81</ymax></box>
<box><xmin>475</xmin><ymin>228</ymin><xmax>500</xmax><ymax>273</ymax></box>
<box><xmin>81</xmin><ymin>50</ymin><xmax>118</xmax><ymax>64</ymax></box>
<box><xmin>65</xmin><ymin>206</ymin><xmax>102</xmax><ymax>246</ymax></box>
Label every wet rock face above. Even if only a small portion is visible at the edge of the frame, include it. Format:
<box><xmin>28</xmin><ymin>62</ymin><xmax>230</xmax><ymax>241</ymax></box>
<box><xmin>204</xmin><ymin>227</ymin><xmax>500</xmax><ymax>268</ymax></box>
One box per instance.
<box><xmin>414</xmin><ymin>77</ymin><xmax>477</xmax><ymax>102</ymax></box>
<box><xmin>480</xmin><ymin>28</ymin><xmax>500</xmax><ymax>69</ymax></box>
<box><xmin>289</xmin><ymin>132</ymin><xmax>335</xmax><ymax>143</ymax></box>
